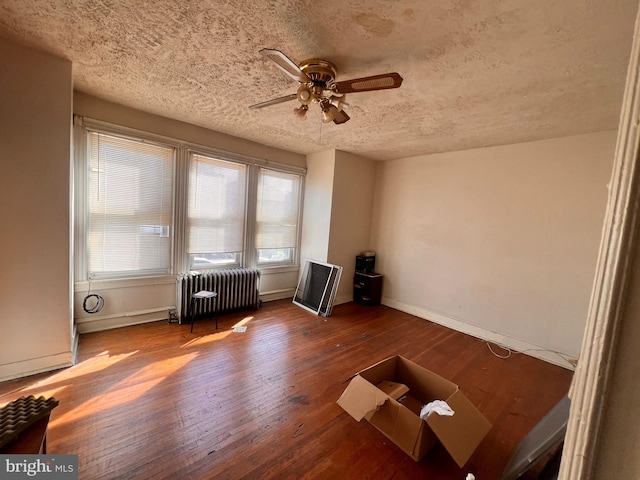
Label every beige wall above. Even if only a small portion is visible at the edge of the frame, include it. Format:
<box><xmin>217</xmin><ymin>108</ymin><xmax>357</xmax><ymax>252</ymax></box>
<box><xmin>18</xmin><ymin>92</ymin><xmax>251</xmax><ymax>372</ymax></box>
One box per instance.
<box><xmin>328</xmin><ymin>151</ymin><xmax>377</xmax><ymax>303</ymax></box>
<box><xmin>371</xmin><ymin>131</ymin><xmax>616</xmax><ymax>365</ymax></box>
<box><xmin>300</xmin><ymin>150</ymin><xmax>335</xmax><ymax>266</ymax></box>
<box><xmin>0</xmin><ymin>38</ymin><xmax>74</xmax><ymax>380</ymax></box>
<box><xmin>74</xmin><ymin>92</ymin><xmax>306</xmax><ymax>168</ymax></box>
<box><xmin>299</xmin><ymin>149</ymin><xmax>377</xmax><ymax>305</ymax></box>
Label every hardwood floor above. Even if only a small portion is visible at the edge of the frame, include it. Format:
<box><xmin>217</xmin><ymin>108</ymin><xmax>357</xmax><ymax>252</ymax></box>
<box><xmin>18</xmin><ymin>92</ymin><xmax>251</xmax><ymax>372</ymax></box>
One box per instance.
<box><xmin>0</xmin><ymin>300</ymin><xmax>573</xmax><ymax>479</ymax></box>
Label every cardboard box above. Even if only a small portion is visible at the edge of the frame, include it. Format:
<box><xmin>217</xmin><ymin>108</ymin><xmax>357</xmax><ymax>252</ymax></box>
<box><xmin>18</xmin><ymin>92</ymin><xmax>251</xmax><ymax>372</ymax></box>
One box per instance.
<box><xmin>376</xmin><ymin>380</ymin><xmax>409</xmax><ymax>400</ymax></box>
<box><xmin>337</xmin><ymin>355</ymin><xmax>491</xmax><ymax>466</ymax></box>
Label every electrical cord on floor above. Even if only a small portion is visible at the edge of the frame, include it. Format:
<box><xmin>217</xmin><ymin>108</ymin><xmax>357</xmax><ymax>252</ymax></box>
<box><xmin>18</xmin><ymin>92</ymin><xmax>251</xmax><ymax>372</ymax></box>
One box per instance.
<box><xmin>517</xmin><ymin>347</ymin><xmax>576</xmax><ymax>366</ymax></box>
<box><xmin>482</xmin><ymin>339</ymin><xmax>577</xmax><ymax>366</ymax></box>
<box><xmin>83</xmin><ymin>280</ymin><xmax>104</xmax><ymax>314</ymax></box>
<box><xmin>486</xmin><ymin>341</ymin><xmax>512</xmax><ymax>359</ymax></box>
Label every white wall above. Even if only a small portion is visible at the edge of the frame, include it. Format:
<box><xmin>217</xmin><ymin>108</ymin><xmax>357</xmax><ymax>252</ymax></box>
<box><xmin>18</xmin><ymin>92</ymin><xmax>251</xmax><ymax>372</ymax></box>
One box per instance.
<box><xmin>0</xmin><ymin>38</ymin><xmax>74</xmax><ymax>380</ymax></box>
<box><xmin>371</xmin><ymin>131</ymin><xmax>616</xmax><ymax>366</ymax></box>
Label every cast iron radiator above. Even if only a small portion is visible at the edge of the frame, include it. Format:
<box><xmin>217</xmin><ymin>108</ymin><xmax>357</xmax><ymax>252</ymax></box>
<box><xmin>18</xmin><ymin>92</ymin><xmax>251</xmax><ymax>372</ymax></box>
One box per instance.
<box><xmin>177</xmin><ymin>268</ymin><xmax>261</xmax><ymax>323</ymax></box>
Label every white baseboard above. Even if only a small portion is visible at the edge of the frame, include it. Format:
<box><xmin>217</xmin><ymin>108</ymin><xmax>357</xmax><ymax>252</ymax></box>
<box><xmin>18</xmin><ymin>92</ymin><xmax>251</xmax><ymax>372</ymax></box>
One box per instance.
<box><xmin>382</xmin><ymin>297</ymin><xmax>576</xmax><ymax>370</ymax></box>
<box><xmin>75</xmin><ymin>306</ymin><xmax>175</xmax><ymax>333</ymax></box>
<box><xmin>333</xmin><ymin>293</ymin><xmax>354</xmax><ymax>306</ymax></box>
<box><xmin>0</xmin><ymin>352</ymin><xmax>74</xmax><ymax>383</ymax></box>
<box><xmin>260</xmin><ymin>288</ymin><xmax>295</xmax><ymax>303</ymax></box>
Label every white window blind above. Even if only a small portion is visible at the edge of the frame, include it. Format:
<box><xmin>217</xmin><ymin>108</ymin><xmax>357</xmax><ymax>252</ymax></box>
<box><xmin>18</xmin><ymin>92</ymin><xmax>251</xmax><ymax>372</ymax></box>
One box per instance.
<box><xmin>188</xmin><ymin>153</ymin><xmax>247</xmax><ymax>262</ymax></box>
<box><xmin>88</xmin><ymin>132</ymin><xmax>175</xmax><ymax>277</ymax></box>
<box><xmin>256</xmin><ymin>168</ymin><xmax>301</xmax><ymax>264</ymax></box>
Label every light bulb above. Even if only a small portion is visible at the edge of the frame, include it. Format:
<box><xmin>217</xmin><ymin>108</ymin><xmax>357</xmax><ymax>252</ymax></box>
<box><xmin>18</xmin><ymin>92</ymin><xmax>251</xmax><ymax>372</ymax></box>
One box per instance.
<box><xmin>293</xmin><ymin>104</ymin><xmax>308</xmax><ymax>120</ymax></box>
<box><xmin>330</xmin><ymin>95</ymin><xmax>345</xmax><ymax>110</ymax></box>
<box><xmin>321</xmin><ymin>104</ymin><xmax>339</xmax><ymax>123</ymax></box>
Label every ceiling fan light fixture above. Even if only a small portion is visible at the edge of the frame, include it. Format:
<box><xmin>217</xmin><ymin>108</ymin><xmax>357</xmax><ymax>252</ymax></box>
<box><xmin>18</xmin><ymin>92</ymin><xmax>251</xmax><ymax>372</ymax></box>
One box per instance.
<box><xmin>329</xmin><ymin>95</ymin><xmax>346</xmax><ymax>110</ymax></box>
<box><xmin>321</xmin><ymin>103</ymin><xmax>339</xmax><ymax>123</ymax></box>
<box><xmin>293</xmin><ymin>104</ymin><xmax>308</xmax><ymax>120</ymax></box>
<box><xmin>296</xmin><ymin>85</ymin><xmax>313</xmax><ymax>105</ymax></box>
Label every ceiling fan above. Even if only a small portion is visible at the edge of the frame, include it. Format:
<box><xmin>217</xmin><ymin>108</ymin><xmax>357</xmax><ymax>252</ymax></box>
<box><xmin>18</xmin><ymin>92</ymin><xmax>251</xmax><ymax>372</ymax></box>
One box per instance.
<box><xmin>249</xmin><ymin>48</ymin><xmax>403</xmax><ymax>125</ymax></box>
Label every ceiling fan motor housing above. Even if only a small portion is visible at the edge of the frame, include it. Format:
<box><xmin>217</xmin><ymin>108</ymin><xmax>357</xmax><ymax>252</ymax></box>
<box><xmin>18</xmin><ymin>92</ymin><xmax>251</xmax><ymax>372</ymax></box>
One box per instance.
<box><xmin>299</xmin><ymin>58</ymin><xmax>337</xmax><ymax>88</ymax></box>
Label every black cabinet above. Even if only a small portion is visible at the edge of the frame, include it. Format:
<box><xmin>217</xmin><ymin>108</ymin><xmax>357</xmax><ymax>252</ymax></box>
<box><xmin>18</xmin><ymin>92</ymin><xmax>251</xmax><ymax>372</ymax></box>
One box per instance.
<box><xmin>353</xmin><ymin>272</ymin><xmax>383</xmax><ymax>306</ymax></box>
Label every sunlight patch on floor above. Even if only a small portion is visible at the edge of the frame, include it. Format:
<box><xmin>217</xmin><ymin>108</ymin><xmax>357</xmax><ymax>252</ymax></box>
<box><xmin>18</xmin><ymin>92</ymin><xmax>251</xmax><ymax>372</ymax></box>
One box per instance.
<box><xmin>232</xmin><ymin>315</ymin><xmax>254</xmax><ymax>329</ymax></box>
<box><xmin>50</xmin><ymin>352</ymin><xmax>197</xmax><ymax>427</ymax></box>
<box><xmin>0</xmin><ymin>350</ymin><xmax>139</xmax><ymax>405</ymax></box>
<box><xmin>66</xmin><ymin>350</ymin><xmax>139</xmax><ymax>379</ymax></box>
<box><xmin>181</xmin><ymin>330</ymin><xmax>233</xmax><ymax>348</ymax></box>
<box><xmin>180</xmin><ymin>315</ymin><xmax>256</xmax><ymax>348</ymax></box>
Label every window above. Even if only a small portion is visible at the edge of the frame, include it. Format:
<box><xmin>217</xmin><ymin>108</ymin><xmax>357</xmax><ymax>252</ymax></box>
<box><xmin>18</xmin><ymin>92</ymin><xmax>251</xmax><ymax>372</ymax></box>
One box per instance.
<box><xmin>188</xmin><ymin>153</ymin><xmax>247</xmax><ymax>269</ymax></box>
<box><xmin>256</xmin><ymin>168</ymin><xmax>301</xmax><ymax>265</ymax></box>
<box><xmin>87</xmin><ymin>132</ymin><xmax>175</xmax><ymax>278</ymax></box>
<box><xmin>76</xmin><ymin>118</ymin><xmax>304</xmax><ymax>280</ymax></box>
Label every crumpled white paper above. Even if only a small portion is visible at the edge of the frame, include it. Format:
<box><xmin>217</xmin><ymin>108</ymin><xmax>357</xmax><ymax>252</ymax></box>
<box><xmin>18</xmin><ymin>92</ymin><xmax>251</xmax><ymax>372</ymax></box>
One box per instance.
<box><xmin>419</xmin><ymin>400</ymin><xmax>455</xmax><ymax>419</ymax></box>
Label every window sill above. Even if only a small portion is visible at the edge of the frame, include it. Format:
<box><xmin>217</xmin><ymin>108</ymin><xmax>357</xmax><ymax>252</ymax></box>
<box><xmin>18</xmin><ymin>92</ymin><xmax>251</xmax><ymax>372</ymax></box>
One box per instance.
<box><xmin>258</xmin><ymin>264</ymin><xmax>300</xmax><ymax>275</ymax></box>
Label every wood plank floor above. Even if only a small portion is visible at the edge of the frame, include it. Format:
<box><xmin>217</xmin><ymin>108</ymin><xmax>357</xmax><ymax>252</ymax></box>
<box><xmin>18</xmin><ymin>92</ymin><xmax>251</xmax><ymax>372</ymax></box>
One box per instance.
<box><xmin>0</xmin><ymin>300</ymin><xmax>573</xmax><ymax>479</ymax></box>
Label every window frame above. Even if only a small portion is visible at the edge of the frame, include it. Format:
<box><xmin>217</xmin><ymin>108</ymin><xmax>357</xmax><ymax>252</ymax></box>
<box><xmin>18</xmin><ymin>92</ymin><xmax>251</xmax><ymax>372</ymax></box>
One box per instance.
<box><xmin>75</xmin><ymin>119</ymin><xmax>179</xmax><ymax>281</ymax></box>
<box><xmin>74</xmin><ymin>116</ymin><xmax>305</xmax><ymax>282</ymax></box>
<box><xmin>255</xmin><ymin>167</ymin><xmax>303</xmax><ymax>268</ymax></box>
<box><xmin>186</xmin><ymin>151</ymin><xmax>248</xmax><ymax>271</ymax></box>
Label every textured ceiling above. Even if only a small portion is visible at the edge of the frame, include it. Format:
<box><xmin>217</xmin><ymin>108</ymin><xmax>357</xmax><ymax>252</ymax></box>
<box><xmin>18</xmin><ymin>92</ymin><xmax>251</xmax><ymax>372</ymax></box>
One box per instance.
<box><xmin>0</xmin><ymin>0</ymin><xmax>637</xmax><ymax>160</ymax></box>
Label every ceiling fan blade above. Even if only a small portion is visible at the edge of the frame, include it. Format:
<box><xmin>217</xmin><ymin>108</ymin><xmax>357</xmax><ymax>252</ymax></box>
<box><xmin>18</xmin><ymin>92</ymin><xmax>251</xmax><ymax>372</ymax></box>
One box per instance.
<box><xmin>333</xmin><ymin>109</ymin><xmax>350</xmax><ymax>125</ymax></box>
<box><xmin>249</xmin><ymin>93</ymin><xmax>297</xmax><ymax>109</ymax></box>
<box><xmin>259</xmin><ymin>48</ymin><xmax>311</xmax><ymax>83</ymax></box>
<box><xmin>334</xmin><ymin>72</ymin><xmax>403</xmax><ymax>94</ymax></box>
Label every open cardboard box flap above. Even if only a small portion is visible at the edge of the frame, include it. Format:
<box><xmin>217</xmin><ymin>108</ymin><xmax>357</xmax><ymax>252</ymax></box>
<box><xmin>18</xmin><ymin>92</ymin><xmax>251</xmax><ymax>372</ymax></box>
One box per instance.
<box><xmin>425</xmin><ymin>389</ymin><xmax>493</xmax><ymax>467</ymax></box>
<box><xmin>337</xmin><ymin>374</ymin><xmax>390</xmax><ymax>421</ymax></box>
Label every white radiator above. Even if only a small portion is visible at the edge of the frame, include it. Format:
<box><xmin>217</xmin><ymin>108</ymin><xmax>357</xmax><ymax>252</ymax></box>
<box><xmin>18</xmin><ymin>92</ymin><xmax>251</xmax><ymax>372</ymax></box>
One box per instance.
<box><xmin>177</xmin><ymin>268</ymin><xmax>261</xmax><ymax>323</ymax></box>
